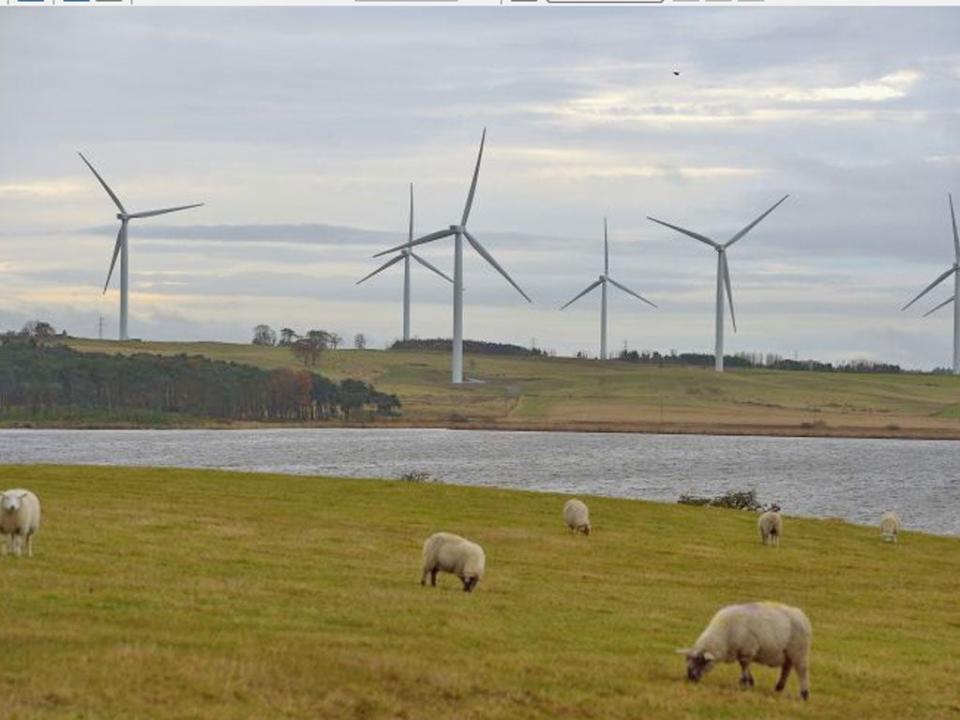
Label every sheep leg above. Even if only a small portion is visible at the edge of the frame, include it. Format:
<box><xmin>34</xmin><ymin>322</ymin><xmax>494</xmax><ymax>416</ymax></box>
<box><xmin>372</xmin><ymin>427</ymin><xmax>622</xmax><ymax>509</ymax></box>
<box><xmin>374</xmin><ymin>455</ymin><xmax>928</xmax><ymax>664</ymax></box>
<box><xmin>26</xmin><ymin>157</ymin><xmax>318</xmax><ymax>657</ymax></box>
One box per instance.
<box><xmin>430</xmin><ymin>569</ymin><xmax>438</xmax><ymax>587</ymax></box>
<box><xmin>738</xmin><ymin>661</ymin><xmax>754</xmax><ymax>688</ymax></box>
<box><xmin>796</xmin><ymin>661</ymin><xmax>810</xmax><ymax>701</ymax></box>
<box><xmin>25</xmin><ymin>533</ymin><xmax>32</xmax><ymax>558</ymax></box>
<box><xmin>775</xmin><ymin>660</ymin><xmax>792</xmax><ymax>692</ymax></box>
<box><xmin>12</xmin><ymin>534</ymin><xmax>21</xmax><ymax>557</ymax></box>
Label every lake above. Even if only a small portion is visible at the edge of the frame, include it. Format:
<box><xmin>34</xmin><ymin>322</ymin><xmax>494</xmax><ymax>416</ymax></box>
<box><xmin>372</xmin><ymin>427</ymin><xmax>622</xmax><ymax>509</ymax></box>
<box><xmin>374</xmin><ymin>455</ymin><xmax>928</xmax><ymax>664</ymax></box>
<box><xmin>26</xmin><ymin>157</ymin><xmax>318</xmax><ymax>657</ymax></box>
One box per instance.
<box><xmin>0</xmin><ymin>428</ymin><xmax>957</xmax><ymax>535</ymax></box>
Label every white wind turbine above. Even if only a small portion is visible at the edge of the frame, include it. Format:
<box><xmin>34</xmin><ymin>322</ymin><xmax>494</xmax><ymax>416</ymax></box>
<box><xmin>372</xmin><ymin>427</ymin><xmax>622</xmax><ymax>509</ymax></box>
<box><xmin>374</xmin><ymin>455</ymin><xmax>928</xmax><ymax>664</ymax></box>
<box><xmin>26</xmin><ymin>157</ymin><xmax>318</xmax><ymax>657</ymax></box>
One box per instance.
<box><xmin>647</xmin><ymin>195</ymin><xmax>789</xmax><ymax>372</ymax></box>
<box><xmin>79</xmin><ymin>152</ymin><xmax>203</xmax><ymax>341</ymax></box>
<box><xmin>901</xmin><ymin>193</ymin><xmax>960</xmax><ymax>374</ymax></box>
<box><xmin>560</xmin><ymin>218</ymin><xmax>657</xmax><ymax>360</ymax></box>
<box><xmin>357</xmin><ymin>183</ymin><xmax>453</xmax><ymax>342</ymax></box>
<box><xmin>372</xmin><ymin>129</ymin><xmax>531</xmax><ymax>384</ymax></box>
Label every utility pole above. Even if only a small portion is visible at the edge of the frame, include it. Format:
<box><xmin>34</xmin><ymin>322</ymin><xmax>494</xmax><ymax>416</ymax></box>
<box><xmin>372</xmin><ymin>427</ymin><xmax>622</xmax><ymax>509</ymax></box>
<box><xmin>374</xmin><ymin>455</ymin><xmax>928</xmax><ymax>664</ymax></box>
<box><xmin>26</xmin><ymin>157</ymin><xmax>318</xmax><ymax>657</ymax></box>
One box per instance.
<box><xmin>98</xmin><ymin>314</ymin><xmax>104</xmax><ymax>340</ymax></box>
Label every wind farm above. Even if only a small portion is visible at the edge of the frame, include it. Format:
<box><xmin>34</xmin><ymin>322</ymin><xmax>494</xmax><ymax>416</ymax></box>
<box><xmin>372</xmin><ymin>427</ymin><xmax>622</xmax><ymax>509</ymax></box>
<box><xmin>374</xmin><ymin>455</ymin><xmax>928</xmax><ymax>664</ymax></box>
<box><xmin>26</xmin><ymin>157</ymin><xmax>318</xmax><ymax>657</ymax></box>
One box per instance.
<box><xmin>4</xmin><ymin>8</ymin><xmax>960</xmax><ymax>720</ymax></box>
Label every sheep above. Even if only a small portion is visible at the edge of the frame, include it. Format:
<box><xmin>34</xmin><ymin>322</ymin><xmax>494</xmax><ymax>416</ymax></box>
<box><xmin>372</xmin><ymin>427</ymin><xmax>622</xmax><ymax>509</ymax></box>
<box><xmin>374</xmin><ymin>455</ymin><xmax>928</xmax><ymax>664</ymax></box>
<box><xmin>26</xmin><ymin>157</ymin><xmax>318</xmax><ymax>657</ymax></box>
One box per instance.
<box><xmin>758</xmin><ymin>505</ymin><xmax>783</xmax><ymax>547</ymax></box>
<box><xmin>678</xmin><ymin>601</ymin><xmax>812</xmax><ymax>701</ymax></box>
<box><xmin>563</xmin><ymin>498</ymin><xmax>591</xmax><ymax>536</ymax></box>
<box><xmin>420</xmin><ymin>532</ymin><xmax>485</xmax><ymax>592</ymax></box>
<box><xmin>880</xmin><ymin>511</ymin><xmax>902</xmax><ymax>543</ymax></box>
<box><xmin>0</xmin><ymin>489</ymin><xmax>41</xmax><ymax>558</ymax></box>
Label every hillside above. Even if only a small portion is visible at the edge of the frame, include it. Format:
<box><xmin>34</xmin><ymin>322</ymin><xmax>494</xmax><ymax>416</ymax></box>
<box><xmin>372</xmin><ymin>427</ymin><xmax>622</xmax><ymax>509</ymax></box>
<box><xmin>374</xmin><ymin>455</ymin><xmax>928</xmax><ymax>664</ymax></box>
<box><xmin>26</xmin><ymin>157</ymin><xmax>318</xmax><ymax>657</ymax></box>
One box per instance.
<box><xmin>0</xmin><ymin>465</ymin><xmax>956</xmax><ymax>719</ymax></box>
<box><xmin>64</xmin><ymin>338</ymin><xmax>960</xmax><ymax>438</ymax></box>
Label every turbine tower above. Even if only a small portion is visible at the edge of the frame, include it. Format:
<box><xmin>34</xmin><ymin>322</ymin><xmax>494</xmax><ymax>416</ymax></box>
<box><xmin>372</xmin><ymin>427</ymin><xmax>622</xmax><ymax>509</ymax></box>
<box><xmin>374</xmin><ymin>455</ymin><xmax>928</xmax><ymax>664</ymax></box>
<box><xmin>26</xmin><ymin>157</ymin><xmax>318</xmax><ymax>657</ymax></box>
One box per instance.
<box><xmin>560</xmin><ymin>218</ymin><xmax>657</xmax><ymax>360</ymax></box>
<box><xmin>648</xmin><ymin>195</ymin><xmax>789</xmax><ymax>372</ymax></box>
<box><xmin>372</xmin><ymin>129</ymin><xmax>531</xmax><ymax>384</ymax></box>
<box><xmin>79</xmin><ymin>152</ymin><xmax>203</xmax><ymax>341</ymax></box>
<box><xmin>357</xmin><ymin>183</ymin><xmax>453</xmax><ymax>341</ymax></box>
<box><xmin>901</xmin><ymin>193</ymin><xmax>960</xmax><ymax>374</ymax></box>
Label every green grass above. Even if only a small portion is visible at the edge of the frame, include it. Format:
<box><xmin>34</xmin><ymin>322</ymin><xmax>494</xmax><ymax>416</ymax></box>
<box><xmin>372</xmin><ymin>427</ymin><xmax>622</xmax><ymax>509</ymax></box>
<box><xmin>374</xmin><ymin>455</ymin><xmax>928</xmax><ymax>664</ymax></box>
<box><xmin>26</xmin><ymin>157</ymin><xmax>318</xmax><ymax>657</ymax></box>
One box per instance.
<box><xmin>1</xmin><ymin>465</ymin><xmax>958</xmax><ymax>719</ymax></box>
<box><xmin>64</xmin><ymin>338</ymin><xmax>960</xmax><ymax>437</ymax></box>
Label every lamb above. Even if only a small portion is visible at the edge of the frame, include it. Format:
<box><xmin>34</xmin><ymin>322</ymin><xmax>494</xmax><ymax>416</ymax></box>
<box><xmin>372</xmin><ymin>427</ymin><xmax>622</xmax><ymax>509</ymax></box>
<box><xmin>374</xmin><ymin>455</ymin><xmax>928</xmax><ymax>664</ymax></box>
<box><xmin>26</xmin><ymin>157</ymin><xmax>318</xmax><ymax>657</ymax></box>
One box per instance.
<box><xmin>563</xmin><ymin>498</ymin><xmax>591</xmax><ymax>535</ymax></box>
<box><xmin>420</xmin><ymin>532</ymin><xmax>485</xmax><ymax>592</ymax></box>
<box><xmin>758</xmin><ymin>505</ymin><xmax>782</xmax><ymax>547</ymax></box>
<box><xmin>678</xmin><ymin>601</ymin><xmax>812</xmax><ymax>701</ymax></box>
<box><xmin>880</xmin><ymin>511</ymin><xmax>902</xmax><ymax>542</ymax></box>
<box><xmin>0</xmin><ymin>489</ymin><xmax>41</xmax><ymax>558</ymax></box>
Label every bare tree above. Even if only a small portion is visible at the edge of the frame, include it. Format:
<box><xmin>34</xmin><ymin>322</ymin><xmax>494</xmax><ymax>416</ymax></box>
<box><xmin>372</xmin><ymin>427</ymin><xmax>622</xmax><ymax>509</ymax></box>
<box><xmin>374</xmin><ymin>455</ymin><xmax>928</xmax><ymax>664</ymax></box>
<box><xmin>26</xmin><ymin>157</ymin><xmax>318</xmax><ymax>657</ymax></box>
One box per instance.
<box><xmin>328</xmin><ymin>333</ymin><xmax>342</xmax><ymax>350</ymax></box>
<box><xmin>291</xmin><ymin>335</ymin><xmax>324</xmax><ymax>366</ymax></box>
<box><xmin>353</xmin><ymin>333</ymin><xmax>367</xmax><ymax>350</ymax></box>
<box><xmin>252</xmin><ymin>324</ymin><xmax>277</xmax><ymax>346</ymax></box>
<box><xmin>278</xmin><ymin>327</ymin><xmax>299</xmax><ymax>346</ymax></box>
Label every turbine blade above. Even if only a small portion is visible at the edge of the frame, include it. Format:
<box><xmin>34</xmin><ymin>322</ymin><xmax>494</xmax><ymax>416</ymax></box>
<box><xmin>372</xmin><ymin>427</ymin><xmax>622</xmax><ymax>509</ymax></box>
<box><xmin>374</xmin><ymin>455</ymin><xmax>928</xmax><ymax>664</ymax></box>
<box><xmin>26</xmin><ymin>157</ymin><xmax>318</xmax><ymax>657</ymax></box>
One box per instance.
<box><xmin>408</xmin><ymin>182</ymin><xmax>414</xmax><ymax>245</ymax></box>
<box><xmin>950</xmin><ymin>193</ymin><xmax>959</xmax><ymax>262</ymax></box>
<box><xmin>604</xmin><ymin>217</ymin><xmax>609</xmax><ymax>275</ymax></box>
<box><xmin>607</xmin><ymin>277</ymin><xmax>657</xmax><ymax>309</ymax></box>
<box><xmin>78</xmin><ymin>151</ymin><xmax>126</xmax><ymax>214</ymax></box>
<box><xmin>410</xmin><ymin>251</ymin><xmax>454</xmax><ymax>284</ymax></box>
<box><xmin>128</xmin><ymin>203</ymin><xmax>204</xmax><ymax>219</ymax></box>
<box><xmin>374</xmin><ymin>227</ymin><xmax>455</xmax><ymax>258</ymax></box>
<box><xmin>560</xmin><ymin>279</ymin><xmax>603</xmax><ymax>310</ymax></box>
<box><xmin>461</xmin><ymin>128</ymin><xmax>486</xmax><ymax>228</ymax></box>
<box><xmin>463</xmin><ymin>229</ymin><xmax>531</xmax><ymax>303</ymax></box>
<box><xmin>103</xmin><ymin>224</ymin><xmax>124</xmax><ymax>293</ymax></box>
<box><xmin>356</xmin><ymin>254</ymin><xmax>404</xmax><ymax>285</ymax></box>
<box><xmin>724</xmin><ymin>194</ymin><xmax>789</xmax><ymax>248</ymax></box>
<box><xmin>647</xmin><ymin>216</ymin><xmax>718</xmax><ymax>249</ymax></box>
<box><xmin>902</xmin><ymin>266</ymin><xmax>957</xmax><ymax>311</ymax></box>
<box><xmin>923</xmin><ymin>296</ymin><xmax>955</xmax><ymax>318</ymax></box>
<box><xmin>721</xmin><ymin>252</ymin><xmax>737</xmax><ymax>332</ymax></box>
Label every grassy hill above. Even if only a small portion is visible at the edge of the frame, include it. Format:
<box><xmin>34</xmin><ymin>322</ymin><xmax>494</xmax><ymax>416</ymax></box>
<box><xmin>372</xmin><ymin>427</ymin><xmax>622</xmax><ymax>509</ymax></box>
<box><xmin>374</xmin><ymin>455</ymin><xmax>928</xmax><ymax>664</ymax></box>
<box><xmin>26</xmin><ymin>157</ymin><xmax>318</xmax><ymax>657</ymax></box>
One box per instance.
<box><xmin>65</xmin><ymin>338</ymin><xmax>960</xmax><ymax>438</ymax></box>
<box><xmin>0</xmin><ymin>465</ymin><xmax>956</xmax><ymax>719</ymax></box>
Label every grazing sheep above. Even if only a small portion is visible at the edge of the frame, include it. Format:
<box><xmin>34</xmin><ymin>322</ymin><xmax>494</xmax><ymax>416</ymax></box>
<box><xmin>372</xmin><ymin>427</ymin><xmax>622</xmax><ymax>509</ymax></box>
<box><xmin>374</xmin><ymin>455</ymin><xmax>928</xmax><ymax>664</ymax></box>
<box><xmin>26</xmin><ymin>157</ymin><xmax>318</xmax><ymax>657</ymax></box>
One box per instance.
<box><xmin>880</xmin><ymin>511</ymin><xmax>902</xmax><ymax>543</ymax></box>
<box><xmin>563</xmin><ymin>498</ymin><xmax>591</xmax><ymax>536</ymax></box>
<box><xmin>679</xmin><ymin>601</ymin><xmax>812</xmax><ymax>701</ymax></box>
<box><xmin>0</xmin><ymin>489</ymin><xmax>41</xmax><ymax>558</ymax></box>
<box><xmin>420</xmin><ymin>532</ymin><xmax>485</xmax><ymax>592</ymax></box>
<box><xmin>758</xmin><ymin>506</ymin><xmax>782</xmax><ymax>547</ymax></box>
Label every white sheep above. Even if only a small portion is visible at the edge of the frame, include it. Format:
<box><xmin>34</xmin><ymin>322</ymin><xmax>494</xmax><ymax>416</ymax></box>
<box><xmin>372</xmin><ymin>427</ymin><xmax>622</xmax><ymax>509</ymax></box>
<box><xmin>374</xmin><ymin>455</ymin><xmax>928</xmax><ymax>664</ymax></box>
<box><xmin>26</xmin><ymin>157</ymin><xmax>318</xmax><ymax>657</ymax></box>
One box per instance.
<box><xmin>420</xmin><ymin>532</ymin><xmax>486</xmax><ymax>592</ymax></box>
<box><xmin>758</xmin><ymin>506</ymin><xmax>782</xmax><ymax>547</ymax></box>
<box><xmin>679</xmin><ymin>601</ymin><xmax>812</xmax><ymax>701</ymax></box>
<box><xmin>880</xmin><ymin>511</ymin><xmax>902</xmax><ymax>543</ymax></box>
<box><xmin>563</xmin><ymin>498</ymin><xmax>591</xmax><ymax>535</ymax></box>
<box><xmin>0</xmin><ymin>489</ymin><xmax>41</xmax><ymax>558</ymax></box>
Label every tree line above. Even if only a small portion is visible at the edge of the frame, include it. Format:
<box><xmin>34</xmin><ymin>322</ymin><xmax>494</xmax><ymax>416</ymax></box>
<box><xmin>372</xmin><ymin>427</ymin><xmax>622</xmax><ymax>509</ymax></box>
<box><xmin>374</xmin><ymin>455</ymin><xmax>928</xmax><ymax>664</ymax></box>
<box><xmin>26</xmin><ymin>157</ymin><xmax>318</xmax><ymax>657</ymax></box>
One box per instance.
<box><xmin>614</xmin><ymin>348</ymin><xmax>902</xmax><ymax>374</ymax></box>
<box><xmin>0</xmin><ymin>334</ymin><xmax>400</xmax><ymax>422</ymax></box>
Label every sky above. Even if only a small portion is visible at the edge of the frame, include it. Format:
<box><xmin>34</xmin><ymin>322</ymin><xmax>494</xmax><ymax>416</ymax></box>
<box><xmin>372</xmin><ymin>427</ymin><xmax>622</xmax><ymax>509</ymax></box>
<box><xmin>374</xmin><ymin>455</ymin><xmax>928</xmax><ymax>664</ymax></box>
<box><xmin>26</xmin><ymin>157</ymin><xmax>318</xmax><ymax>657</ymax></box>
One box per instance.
<box><xmin>1</xmin><ymin>7</ymin><xmax>959</xmax><ymax>368</ymax></box>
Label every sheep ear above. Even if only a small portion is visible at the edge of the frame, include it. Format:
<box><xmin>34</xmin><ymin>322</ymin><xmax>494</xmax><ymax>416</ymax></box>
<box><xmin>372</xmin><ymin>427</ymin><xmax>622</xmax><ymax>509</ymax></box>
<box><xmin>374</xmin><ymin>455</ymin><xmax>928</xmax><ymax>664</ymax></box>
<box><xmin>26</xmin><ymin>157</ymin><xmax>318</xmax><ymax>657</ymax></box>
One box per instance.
<box><xmin>16</xmin><ymin>492</ymin><xmax>27</xmax><ymax>499</ymax></box>
<box><xmin>703</xmin><ymin>651</ymin><xmax>717</xmax><ymax>661</ymax></box>
<box><xmin>675</xmin><ymin>648</ymin><xmax>692</xmax><ymax>656</ymax></box>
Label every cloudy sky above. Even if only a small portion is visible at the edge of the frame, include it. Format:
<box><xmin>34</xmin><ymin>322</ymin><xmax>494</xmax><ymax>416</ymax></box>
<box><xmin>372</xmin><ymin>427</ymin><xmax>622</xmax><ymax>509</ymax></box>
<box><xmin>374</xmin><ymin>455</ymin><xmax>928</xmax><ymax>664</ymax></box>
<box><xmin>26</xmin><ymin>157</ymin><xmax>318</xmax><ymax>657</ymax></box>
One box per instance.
<box><xmin>2</xmin><ymin>7</ymin><xmax>959</xmax><ymax>368</ymax></box>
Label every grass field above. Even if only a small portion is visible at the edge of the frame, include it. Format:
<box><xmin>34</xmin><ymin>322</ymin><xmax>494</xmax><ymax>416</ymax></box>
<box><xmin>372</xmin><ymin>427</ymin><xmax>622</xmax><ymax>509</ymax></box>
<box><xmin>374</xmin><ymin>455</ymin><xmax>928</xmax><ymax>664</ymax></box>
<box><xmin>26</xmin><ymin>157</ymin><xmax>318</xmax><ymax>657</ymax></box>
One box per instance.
<box><xmin>65</xmin><ymin>338</ymin><xmax>960</xmax><ymax>438</ymax></box>
<box><xmin>1</xmin><ymin>465</ymin><xmax>958</xmax><ymax>719</ymax></box>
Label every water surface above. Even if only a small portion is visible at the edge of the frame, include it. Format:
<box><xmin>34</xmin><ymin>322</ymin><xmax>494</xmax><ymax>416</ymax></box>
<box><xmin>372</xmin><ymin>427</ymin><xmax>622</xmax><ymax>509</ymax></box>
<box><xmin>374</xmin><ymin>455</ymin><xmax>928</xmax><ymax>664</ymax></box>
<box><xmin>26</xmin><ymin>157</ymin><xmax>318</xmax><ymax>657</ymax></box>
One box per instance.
<box><xmin>1</xmin><ymin>428</ymin><xmax>956</xmax><ymax>535</ymax></box>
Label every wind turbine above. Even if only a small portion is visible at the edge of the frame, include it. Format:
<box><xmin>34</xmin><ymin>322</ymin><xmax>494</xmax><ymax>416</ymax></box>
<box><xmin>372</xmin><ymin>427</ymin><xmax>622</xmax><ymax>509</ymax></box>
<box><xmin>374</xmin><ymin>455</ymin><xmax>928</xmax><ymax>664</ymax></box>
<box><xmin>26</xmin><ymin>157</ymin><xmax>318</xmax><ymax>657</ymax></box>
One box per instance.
<box><xmin>648</xmin><ymin>195</ymin><xmax>789</xmax><ymax>372</ymax></box>
<box><xmin>560</xmin><ymin>218</ymin><xmax>657</xmax><ymax>360</ymax></box>
<box><xmin>78</xmin><ymin>152</ymin><xmax>203</xmax><ymax>341</ymax></box>
<box><xmin>357</xmin><ymin>183</ymin><xmax>453</xmax><ymax>341</ymax></box>
<box><xmin>901</xmin><ymin>193</ymin><xmax>960</xmax><ymax>374</ymax></box>
<box><xmin>372</xmin><ymin>129</ymin><xmax>531</xmax><ymax>384</ymax></box>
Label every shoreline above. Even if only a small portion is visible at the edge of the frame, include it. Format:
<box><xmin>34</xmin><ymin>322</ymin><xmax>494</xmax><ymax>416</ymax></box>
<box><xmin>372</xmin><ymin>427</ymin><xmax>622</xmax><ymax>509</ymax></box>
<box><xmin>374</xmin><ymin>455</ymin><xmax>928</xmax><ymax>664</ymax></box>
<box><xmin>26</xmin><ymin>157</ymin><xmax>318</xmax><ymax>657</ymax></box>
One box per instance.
<box><xmin>3</xmin><ymin>417</ymin><xmax>960</xmax><ymax>440</ymax></box>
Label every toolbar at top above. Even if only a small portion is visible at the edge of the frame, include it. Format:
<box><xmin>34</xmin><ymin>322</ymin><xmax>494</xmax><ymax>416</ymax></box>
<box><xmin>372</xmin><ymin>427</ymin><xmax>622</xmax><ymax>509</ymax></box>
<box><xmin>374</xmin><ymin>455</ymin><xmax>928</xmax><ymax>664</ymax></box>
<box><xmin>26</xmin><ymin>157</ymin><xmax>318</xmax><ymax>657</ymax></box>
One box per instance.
<box><xmin>4</xmin><ymin>0</ymin><xmax>960</xmax><ymax>5</ymax></box>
